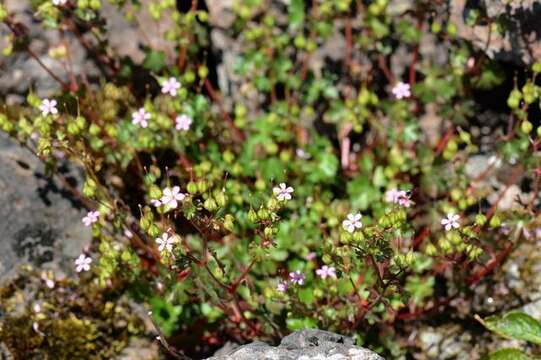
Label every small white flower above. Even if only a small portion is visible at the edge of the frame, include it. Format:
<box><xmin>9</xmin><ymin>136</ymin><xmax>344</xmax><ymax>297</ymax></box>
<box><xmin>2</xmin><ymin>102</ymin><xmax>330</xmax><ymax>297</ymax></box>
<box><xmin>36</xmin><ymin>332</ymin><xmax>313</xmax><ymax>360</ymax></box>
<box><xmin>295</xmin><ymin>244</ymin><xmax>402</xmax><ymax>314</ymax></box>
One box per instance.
<box><xmin>151</xmin><ymin>199</ymin><xmax>162</xmax><ymax>207</ymax></box>
<box><xmin>342</xmin><ymin>213</ymin><xmax>363</xmax><ymax>233</ymax></box>
<box><xmin>391</xmin><ymin>82</ymin><xmax>411</xmax><ymax>99</ymax></box>
<box><xmin>33</xmin><ymin>303</ymin><xmax>41</xmax><ymax>313</ymax></box>
<box><xmin>52</xmin><ymin>0</ymin><xmax>67</xmax><ymax>5</ymax></box>
<box><xmin>175</xmin><ymin>114</ymin><xmax>192</xmax><ymax>131</ymax></box>
<box><xmin>385</xmin><ymin>189</ymin><xmax>412</xmax><ymax>208</ymax></box>
<box><xmin>316</xmin><ymin>265</ymin><xmax>337</xmax><ymax>279</ymax></box>
<box><xmin>276</xmin><ymin>281</ymin><xmax>288</xmax><ymax>292</ymax></box>
<box><xmin>39</xmin><ymin>99</ymin><xmax>58</xmax><ymax>116</ymax></box>
<box><xmin>161</xmin><ymin>77</ymin><xmax>181</xmax><ymax>96</ymax></box>
<box><xmin>75</xmin><ymin>254</ymin><xmax>92</xmax><ymax>272</ymax></box>
<box><xmin>273</xmin><ymin>183</ymin><xmax>294</xmax><ymax>201</ymax></box>
<box><xmin>124</xmin><ymin>229</ymin><xmax>134</xmax><ymax>239</ymax></box>
<box><xmin>160</xmin><ymin>186</ymin><xmax>185</xmax><ymax>209</ymax></box>
<box><xmin>41</xmin><ymin>273</ymin><xmax>55</xmax><ymax>289</ymax></box>
<box><xmin>441</xmin><ymin>213</ymin><xmax>460</xmax><ymax>231</ymax></box>
<box><xmin>156</xmin><ymin>233</ymin><xmax>175</xmax><ymax>252</ymax></box>
<box><xmin>82</xmin><ymin>210</ymin><xmax>99</xmax><ymax>226</ymax></box>
<box><xmin>132</xmin><ymin>108</ymin><xmax>151</xmax><ymax>128</ymax></box>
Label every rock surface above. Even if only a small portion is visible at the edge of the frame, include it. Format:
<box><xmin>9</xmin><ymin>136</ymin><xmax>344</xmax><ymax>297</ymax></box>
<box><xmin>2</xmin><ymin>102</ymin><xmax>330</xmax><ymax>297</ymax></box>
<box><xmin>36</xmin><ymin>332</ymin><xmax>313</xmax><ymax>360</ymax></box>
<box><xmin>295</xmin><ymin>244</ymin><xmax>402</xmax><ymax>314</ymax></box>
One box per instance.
<box><xmin>0</xmin><ymin>133</ymin><xmax>91</xmax><ymax>282</ymax></box>
<box><xmin>206</xmin><ymin>330</ymin><xmax>383</xmax><ymax>360</ymax></box>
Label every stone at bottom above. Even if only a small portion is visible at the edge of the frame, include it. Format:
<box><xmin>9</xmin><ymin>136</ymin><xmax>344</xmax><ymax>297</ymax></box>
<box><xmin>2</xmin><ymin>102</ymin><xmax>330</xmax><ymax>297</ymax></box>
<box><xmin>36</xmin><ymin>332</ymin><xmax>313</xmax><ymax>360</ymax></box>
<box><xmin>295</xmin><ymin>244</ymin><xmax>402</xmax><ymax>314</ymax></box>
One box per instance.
<box><xmin>206</xmin><ymin>329</ymin><xmax>384</xmax><ymax>360</ymax></box>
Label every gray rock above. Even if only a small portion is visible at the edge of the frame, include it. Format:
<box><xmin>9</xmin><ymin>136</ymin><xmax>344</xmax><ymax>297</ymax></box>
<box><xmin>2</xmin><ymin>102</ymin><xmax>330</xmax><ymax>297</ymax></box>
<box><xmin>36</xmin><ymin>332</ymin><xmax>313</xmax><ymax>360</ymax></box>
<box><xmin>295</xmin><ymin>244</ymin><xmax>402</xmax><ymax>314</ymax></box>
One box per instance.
<box><xmin>0</xmin><ymin>133</ymin><xmax>91</xmax><ymax>282</ymax></box>
<box><xmin>207</xmin><ymin>330</ymin><xmax>383</xmax><ymax>360</ymax></box>
<box><xmin>452</xmin><ymin>0</ymin><xmax>541</xmax><ymax>65</ymax></box>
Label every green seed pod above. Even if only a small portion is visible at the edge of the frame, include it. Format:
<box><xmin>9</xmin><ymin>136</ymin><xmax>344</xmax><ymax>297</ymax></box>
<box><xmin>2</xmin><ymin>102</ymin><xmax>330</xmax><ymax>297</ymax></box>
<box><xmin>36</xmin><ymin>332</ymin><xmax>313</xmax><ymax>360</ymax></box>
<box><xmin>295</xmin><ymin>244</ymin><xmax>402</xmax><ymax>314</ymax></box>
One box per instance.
<box><xmin>521</xmin><ymin>120</ymin><xmax>533</xmax><ymax>134</ymax></box>
<box><xmin>475</xmin><ymin>213</ymin><xmax>487</xmax><ymax>226</ymax></box>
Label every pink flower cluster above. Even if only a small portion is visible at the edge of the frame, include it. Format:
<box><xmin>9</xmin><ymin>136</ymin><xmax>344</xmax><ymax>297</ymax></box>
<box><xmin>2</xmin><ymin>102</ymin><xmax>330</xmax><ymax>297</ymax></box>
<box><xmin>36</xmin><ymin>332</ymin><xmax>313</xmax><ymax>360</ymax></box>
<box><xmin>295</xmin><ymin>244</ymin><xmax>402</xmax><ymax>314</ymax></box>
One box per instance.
<box><xmin>384</xmin><ymin>189</ymin><xmax>412</xmax><ymax>208</ymax></box>
<box><xmin>276</xmin><ymin>264</ymin><xmax>338</xmax><ymax>293</ymax></box>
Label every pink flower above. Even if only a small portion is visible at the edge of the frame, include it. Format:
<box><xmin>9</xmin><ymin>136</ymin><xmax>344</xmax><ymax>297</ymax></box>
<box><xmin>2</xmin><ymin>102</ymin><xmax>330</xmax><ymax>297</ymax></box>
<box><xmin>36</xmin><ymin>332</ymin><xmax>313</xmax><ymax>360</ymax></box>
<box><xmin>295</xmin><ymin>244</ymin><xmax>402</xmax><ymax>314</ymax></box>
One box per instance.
<box><xmin>75</xmin><ymin>254</ymin><xmax>92</xmax><ymax>272</ymax></box>
<box><xmin>160</xmin><ymin>186</ymin><xmax>185</xmax><ymax>209</ymax></box>
<box><xmin>175</xmin><ymin>114</ymin><xmax>193</xmax><ymax>131</ymax></box>
<box><xmin>132</xmin><ymin>108</ymin><xmax>151</xmax><ymax>128</ymax></box>
<box><xmin>39</xmin><ymin>99</ymin><xmax>58</xmax><ymax>116</ymax></box>
<box><xmin>385</xmin><ymin>189</ymin><xmax>412</xmax><ymax>208</ymax></box>
<box><xmin>156</xmin><ymin>233</ymin><xmax>175</xmax><ymax>252</ymax></box>
<box><xmin>288</xmin><ymin>270</ymin><xmax>305</xmax><ymax>285</ymax></box>
<box><xmin>441</xmin><ymin>213</ymin><xmax>460</xmax><ymax>231</ymax></box>
<box><xmin>316</xmin><ymin>265</ymin><xmax>337</xmax><ymax>279</ymax></box>
<box><xmin>161</xmin><ymin>77</ymin><xmax>181</xmax><ymax>96</ymax></box>
<box><xmin>276</xmin><ymin>281</ymin><xmax>289</xmax><ymax>292</ymax></box>
<box><xmin>392</xmin><ymin>82</ymin><xmax>411</xmax><ymax>99</ymax></box>
<box><xmin>151</xmin><ymin>199</ymin><xmax>162</xmax><ymax>207</ymax></box>
<box><xmin>52</xmin><ymin>0</ymin><xmax>67</xmax><ymax>5</ymax></box>
<box><xmin>82</xmin><ymin>211</ymin><xmax>99</xmax><ymax>226</ymax></box>
<box><xmin>305</xmin><ymin>252</ymin><xmax>317</xmax><ymax>261</ymax></box>
<box><xmin>342</xmin><ymin>213</ymin><xmax>362</xmax><ymax>233</ymax></box>
<box><xmin>273</xmin><ymin>183</ymin><xmax>294</xmax><ymax>201</ymax></box>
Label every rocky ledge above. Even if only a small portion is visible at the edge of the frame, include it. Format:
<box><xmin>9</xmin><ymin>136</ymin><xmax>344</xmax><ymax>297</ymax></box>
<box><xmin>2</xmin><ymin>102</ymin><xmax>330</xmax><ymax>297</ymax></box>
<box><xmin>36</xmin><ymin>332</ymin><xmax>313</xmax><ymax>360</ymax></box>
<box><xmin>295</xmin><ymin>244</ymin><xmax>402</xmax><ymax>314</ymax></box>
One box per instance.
<box><xmin>207</xmin><ymin>329</ymin><xmax>383</xmax><ymax>360</ymax></box>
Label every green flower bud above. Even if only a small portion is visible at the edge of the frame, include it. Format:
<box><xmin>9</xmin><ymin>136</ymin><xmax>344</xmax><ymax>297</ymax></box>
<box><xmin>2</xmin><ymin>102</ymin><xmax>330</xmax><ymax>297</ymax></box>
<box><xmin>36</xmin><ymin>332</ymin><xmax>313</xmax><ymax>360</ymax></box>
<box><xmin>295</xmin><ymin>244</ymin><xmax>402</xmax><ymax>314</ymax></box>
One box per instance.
<box><xmin>248</xmin><ymin>208</ymin><xmax>258</xmax><ymax>223</ymax></box>
<box><xmin>187</xmin><ymin>181</ymin><xmax>197</xmax><ymax>194</ymax></box>
<box><xmin>489</xmin><ymin>214</ymin><xmax>501</xmax><ymax>227</ymax></box>
<box><xmin>204</xmin><ymin>198</ymin><xmax>218</xmax><ymax>211</ymax></box>
<box><xmin>475</xmin><ymin>213</ymin><xmax>487</xmax><ymax>226</ymax></box>
<box><xmin>521</xmin><ymin>120</ymin><xmax>533</xmax><ymax>134</ymax></box>
<box><xmin>197</xmin><ymin>180</ymin><xmax>208</xmax><ymax>193</ymax></box>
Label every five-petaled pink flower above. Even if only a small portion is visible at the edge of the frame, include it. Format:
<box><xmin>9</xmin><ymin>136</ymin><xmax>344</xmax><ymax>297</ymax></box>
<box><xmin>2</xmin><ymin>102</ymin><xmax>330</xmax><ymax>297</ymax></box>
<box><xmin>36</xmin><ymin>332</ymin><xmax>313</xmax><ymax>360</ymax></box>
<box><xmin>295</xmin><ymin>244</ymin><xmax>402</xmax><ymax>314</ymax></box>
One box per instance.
<box><xmin>75</xmin><ymin>254</ymin><xmax>92</xmax><ymax>272</ymax></box>
<box><xmin>316</xmin><ymin>265</ymin><xmax>337</xmax><ymax>279</ymax></box>
<box><xmin>385</xmin><ymin>189</ymin><xmax>412</xmax><ymax>208</ymax></box>
<box><xmin>156</xmin><ymin>233</ymin><xmax>175</xmax><ymax>252</ymax></box>
<box><xmin>289</xmin><ymin>270</ymin><xmax>305</xmax><ymax>285</ymax></box>
<box><xmin>40</xmin><ymin>99</ymin><xmax>58</xmax><ymax>116</ymax></box>
<box><xmin>161</xmin><ymin>77</ymin><xmax>181</xmax><ymax>96</ymax></box>
<box><xmin>273</xmin><ymin>183</ymin><xmax>294</xmax><ymax>201</ymax></box>
<box><xmin>441</xmin><ymin>213</ymin><xmax>460</xmax><ymax>231</ymax></box>
<box><xmin>392</xmin><ymin>82</ymin><xmax>411</xmax><ymax>99</ymax></box>
<box><xmin>342</xmin><ymin>213</ymin><xmax>362</xmax><ymax>233</ymax></box>
<box><xmin>160</xmin><ymin>186</ymin><xmax>185</xmax><ymax>209</ymax></box>
<box><xmin>82</xmin><ymin>210</ymin><xmax>99</xmax><ymax>226</ymax></box>
<box><xmin>276</xmin><ymin>281</ymin><xmax>289</xmax><ymax>292</ymax></box>
<box><xmin>132</xmin><ymin>108</ymin><xmax>151</xmax><ymax>128</ymax></box>
<box><xmin>175</xmin><ymin>114</ymin><xmax>192</xmax><ymax>131</ymax></box>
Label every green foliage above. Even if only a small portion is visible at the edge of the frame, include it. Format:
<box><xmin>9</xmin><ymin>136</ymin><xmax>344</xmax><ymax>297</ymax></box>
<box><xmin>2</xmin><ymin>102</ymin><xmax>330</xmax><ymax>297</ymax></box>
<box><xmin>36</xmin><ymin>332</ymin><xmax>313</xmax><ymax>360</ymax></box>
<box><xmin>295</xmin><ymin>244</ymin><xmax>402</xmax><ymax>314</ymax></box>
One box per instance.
<box><xmin>1</xmin><ymin>0</ymin><xmax>541</xmax><ymax>357</ymax></box>
<box><xmin>479</xmin><ymin>312</ymin><xmax>541</xmax><ymax>359</ymax></box>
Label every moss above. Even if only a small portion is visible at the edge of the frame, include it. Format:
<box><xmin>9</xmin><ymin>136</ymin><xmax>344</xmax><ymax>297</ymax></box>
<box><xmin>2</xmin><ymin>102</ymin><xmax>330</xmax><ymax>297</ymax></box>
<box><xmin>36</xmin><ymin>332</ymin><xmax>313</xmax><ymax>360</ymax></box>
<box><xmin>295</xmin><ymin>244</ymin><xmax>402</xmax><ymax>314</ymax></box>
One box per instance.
<box><xmin>0</xmin><ymin>268</ymin><xmax>147</xmax><ymax>359</ymax></box>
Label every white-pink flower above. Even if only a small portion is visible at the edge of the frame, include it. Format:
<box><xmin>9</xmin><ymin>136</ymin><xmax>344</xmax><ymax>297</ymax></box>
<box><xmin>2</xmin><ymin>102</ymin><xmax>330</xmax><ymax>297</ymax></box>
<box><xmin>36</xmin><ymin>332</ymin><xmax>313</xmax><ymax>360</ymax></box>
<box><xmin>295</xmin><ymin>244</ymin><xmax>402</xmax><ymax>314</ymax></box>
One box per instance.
<box><xmin>276</xmin><ymin>281</ymin><xmax>288</xmax><ymax>292</ymax></box>
<box><xmin>161</xmin><ymin>77</ymin><xmax>181</xmax><ymax>96</ymax></box>
<box><xmin>342</xmin><ymin>213</ymin><xmax>362</xmax><ymax>233</ymax></box>
<box><xmin>75</xmin><ymin>254</ymin><xmax>92</xmax><ymax>272</ymax></box>
<box><xmin>316</xmin><ymin>265</ymin><xmax>337</xmax><ymax>279</ymax></box>
<box><xmin>392</xmin><ymin>82</ymin><xmax>411</xmax><ymax>99</ymax></box>
<box><xmin>151</xmin><ymin>199</ymin><xmax>162</xmax><ymax>207</ymax></box>
<box><xmin>52</xmin><ymin>0</ymin><xmax>67</xmax><ymax>5</ymax></box>
<box><xmin>441</xmin><ymin>213</ymin><xmax>460</xmax><ymax>231</ymax></box>
<box><xmin>289</xmin><ymin>270</ymin><xmax>305</xmax><ymax>285</ymax></box>
<box><xmin>39</xmin><ymin>99</ymin><xmax>58</xmax><ymax>116</ymax></box>
<box><xmin>82</xmin><ymin>210</ymin><xmax>99</xmax><ymax>226</ymax></box>
<box><xmin>160</xmin><ymin>186</ymin><xmax>185</xmax><ymax>209</ymax></box>
<box><xmin>175</xmin><ymin>114</ymin><xmax>192</xmax><ymax>131</ymax></box>
<box><xmin>132</xmin><ymin>108</ymin><xmax>151</xmax><ymax>128</ymax></box>
<box><xmin>156</xmin><ymin>233</ymin><xmax>175</xmax><ymax>252</ymax></box>
<box><xmin>273</xmin><ymin>183</ymin><xmax>294</xmax><ymax>201</ymax></box>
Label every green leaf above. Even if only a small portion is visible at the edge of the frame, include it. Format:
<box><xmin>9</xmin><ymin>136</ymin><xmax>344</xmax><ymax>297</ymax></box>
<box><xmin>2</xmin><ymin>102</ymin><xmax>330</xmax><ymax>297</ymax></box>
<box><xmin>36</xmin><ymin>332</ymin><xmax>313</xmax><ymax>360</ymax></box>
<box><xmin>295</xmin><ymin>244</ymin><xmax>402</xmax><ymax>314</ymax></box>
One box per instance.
<box><xmin>298</xmin><ymin>287</ymin><xmax>314</xmax><ymax>306</ymax></box>
<box><xmin>483</xmin><ymin>312</ymin><xmax>541</xmax><ymax>345</ymax></box>
<box><xmin>288</xmin><ymin>0</ymin><xmax>304</xmax><ymax>31</ymax></box>
<box><xmin>286</xmin><ymin>317</ymin><xmax>317</xmax><ymax>331</ymax></box>
<box><xmin>143</xmin><ymin>50</ymin><xmax>166</xmax><ymax>72</ymax></box>
<box><xmin>486</xmin><ymin>348</ymin><xmax>530</xmax><ymax>360</ymax></box>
